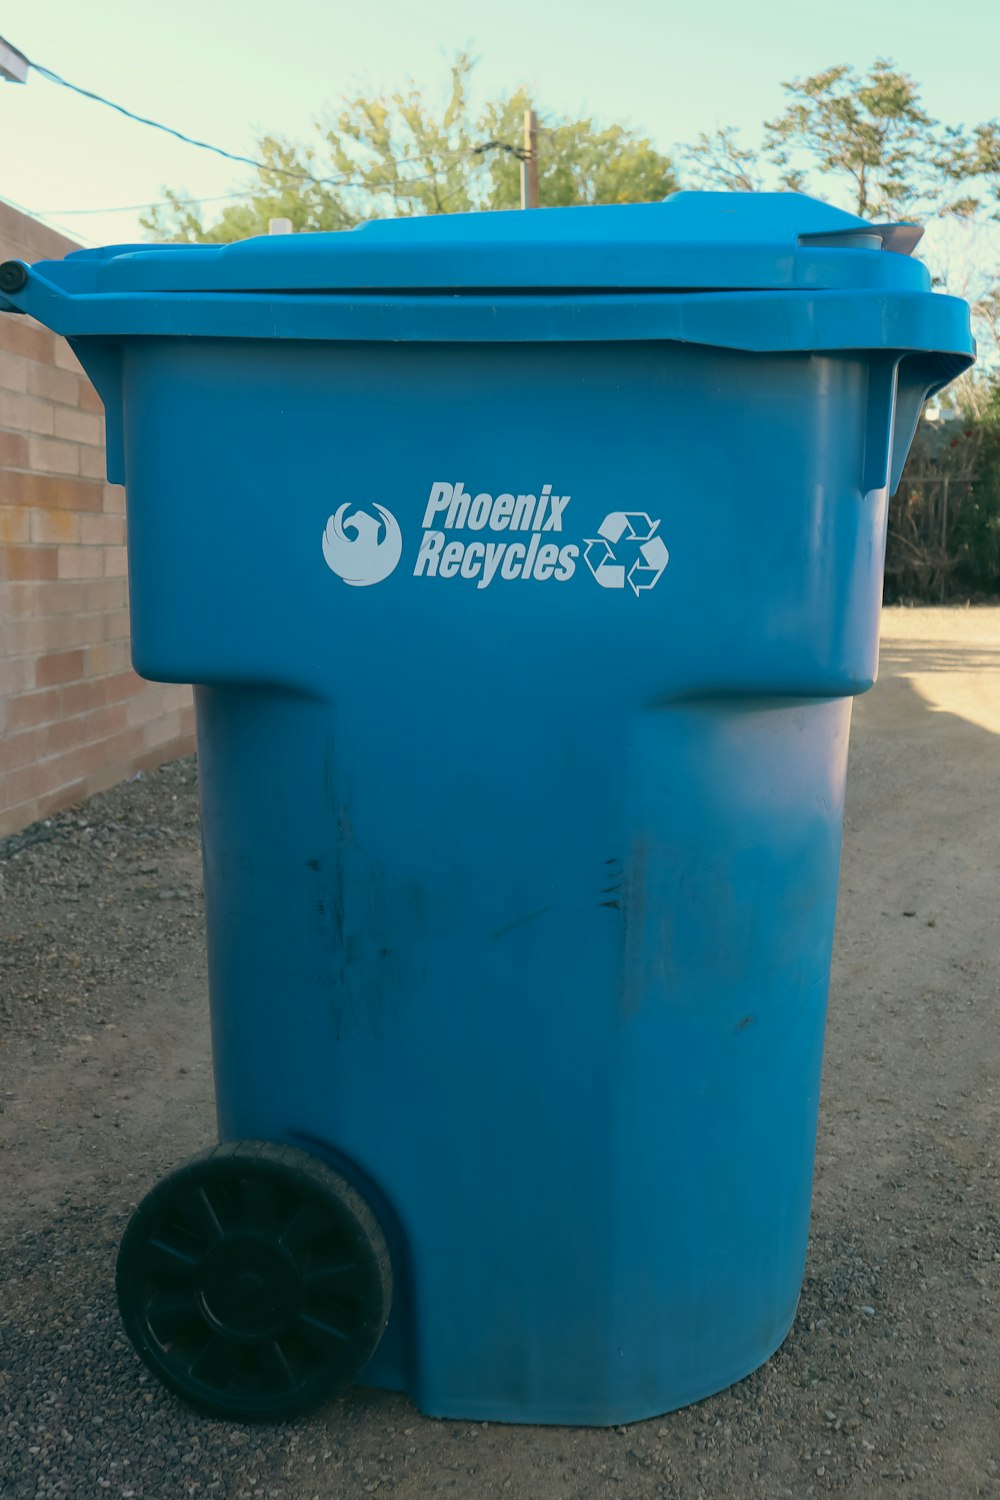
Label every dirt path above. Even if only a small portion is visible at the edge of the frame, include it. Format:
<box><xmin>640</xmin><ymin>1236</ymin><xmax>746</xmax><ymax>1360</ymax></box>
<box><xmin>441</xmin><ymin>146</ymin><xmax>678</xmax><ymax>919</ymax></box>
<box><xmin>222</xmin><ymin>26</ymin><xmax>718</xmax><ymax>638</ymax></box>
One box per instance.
<box><xmin>1</xmin><ymin>607</ymin><xmax>998</xmax><ymax>1499</ymax></box>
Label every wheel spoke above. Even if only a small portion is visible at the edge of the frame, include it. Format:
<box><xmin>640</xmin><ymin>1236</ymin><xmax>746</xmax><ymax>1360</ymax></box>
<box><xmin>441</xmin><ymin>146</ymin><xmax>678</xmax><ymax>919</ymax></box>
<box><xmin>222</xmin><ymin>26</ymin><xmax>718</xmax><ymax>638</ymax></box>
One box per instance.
<box><xmin>299</xmin><ymin>1311</ymin><xmax>352</xmax><ymax>1359</ymax></box>
<box><xmin>189</xmin><ymin>1331</ymin><xmax>239</xmax><ymax>1389</ymax></box>
<box><xmin>301</xmin><ymin>1259</ymin><xmax>362</xmax><ymax>1299</ymax></box>
<box><xmin>145</xmin><ymin>1290</ymin><xmax>201</xmax><ymax>1340</ymax></box>
<box><xmin>145</xmin><ymin>1236</ymin><xmax>200</xmax><ymax>1278</ymax></box>
<box><xmin>260</xmin><ymin>1339</ymin><xmax>297</xmax><ymax>1392</ymax></box>
<box><xmin>174</xmin><ymin>1185</ymin><xmax>224</xmax><ymax>1245</ymax></box>
<box><xmin>279</xmin><ymin>1199</ymin><xmax>338</xmax><ymax>1255</ymax></box>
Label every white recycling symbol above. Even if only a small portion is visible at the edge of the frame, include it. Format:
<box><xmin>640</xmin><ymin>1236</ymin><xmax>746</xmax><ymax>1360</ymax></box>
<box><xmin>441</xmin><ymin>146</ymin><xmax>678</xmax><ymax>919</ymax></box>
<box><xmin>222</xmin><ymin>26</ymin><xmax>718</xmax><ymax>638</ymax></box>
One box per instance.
<box><xmin>583</xmin><ymin>512</ymin><xmax>670</xmax><ymax>595</ymax></box>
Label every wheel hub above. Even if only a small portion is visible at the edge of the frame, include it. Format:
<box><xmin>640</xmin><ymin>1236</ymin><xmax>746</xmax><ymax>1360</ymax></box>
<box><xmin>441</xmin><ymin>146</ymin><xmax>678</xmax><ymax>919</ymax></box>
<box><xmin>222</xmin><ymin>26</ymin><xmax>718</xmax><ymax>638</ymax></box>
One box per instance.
<box><xmin>197</xmin><ymin>1238</ymin><xmax>300</xmax><ymax>1341</ymax></box>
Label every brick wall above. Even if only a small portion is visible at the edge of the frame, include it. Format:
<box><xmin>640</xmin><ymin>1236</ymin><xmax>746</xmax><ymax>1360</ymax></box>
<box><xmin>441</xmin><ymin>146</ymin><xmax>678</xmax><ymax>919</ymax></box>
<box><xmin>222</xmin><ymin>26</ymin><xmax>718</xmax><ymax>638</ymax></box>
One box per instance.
<box><xmin>0</xmin><ymin>201</ymin><xmax>194</xmax><ymax>839</ymax></box>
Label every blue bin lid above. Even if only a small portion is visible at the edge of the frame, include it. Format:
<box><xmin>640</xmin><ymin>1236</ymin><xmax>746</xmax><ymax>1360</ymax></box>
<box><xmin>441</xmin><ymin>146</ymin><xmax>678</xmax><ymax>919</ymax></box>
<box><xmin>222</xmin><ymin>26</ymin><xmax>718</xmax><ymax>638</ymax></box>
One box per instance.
<box><xmin>0</xmin><ymin>192</ymin><xmax>975</xmax><ymax>373</ymax></box>
<box><xmin>15</xmin><ymin>192</ymin><xmax>936</xmax><ymax>296</ymax></box>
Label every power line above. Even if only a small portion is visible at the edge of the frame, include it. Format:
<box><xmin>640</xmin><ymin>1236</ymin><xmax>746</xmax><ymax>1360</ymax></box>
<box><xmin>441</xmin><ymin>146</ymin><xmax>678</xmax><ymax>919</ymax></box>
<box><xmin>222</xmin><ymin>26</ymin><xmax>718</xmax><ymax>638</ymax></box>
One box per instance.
<box><xmin>3</xmin><ymin>39</ymin><xmax>532</xmax><ymax>228</ymax></box>
<box><xmin>30</xmin><ymin>61</ymin><xmax>337</xmax><ymax>184</ymax></box>
<box><xmin>35</xmin><ymin>156</ymin><xmax>531</xmax><ymax>221</ymax></box>
<box><xmin>20</xmin><ymin>49</ymin><xmax>525</xmax><ymax>194</ymax></box>
<box><xmin>36</xmin><ymin>193</ymin><xmax>257</xmax><ymax>216</ymax></box>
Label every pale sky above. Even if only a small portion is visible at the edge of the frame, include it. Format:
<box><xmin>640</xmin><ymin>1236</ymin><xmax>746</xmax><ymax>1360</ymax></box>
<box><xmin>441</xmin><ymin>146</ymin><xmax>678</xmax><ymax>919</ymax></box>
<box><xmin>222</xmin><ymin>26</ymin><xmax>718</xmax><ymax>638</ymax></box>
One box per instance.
<box><xmin>1</xmin><ymin>0</ymin><xmax>998</xmax><ymax>250</ymax></box>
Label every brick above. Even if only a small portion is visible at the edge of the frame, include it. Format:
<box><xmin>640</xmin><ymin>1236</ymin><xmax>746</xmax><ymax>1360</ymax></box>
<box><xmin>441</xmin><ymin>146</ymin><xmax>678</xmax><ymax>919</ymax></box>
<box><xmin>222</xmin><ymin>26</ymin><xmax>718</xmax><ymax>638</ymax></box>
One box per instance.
<box><xmin>6</xmin><ymin>579</ymin><xmax>84</xmax><ymax>617</ymax></box>
<box><xmin>17</xmin><ymin>221</ymin><xmax>77</xmax><ymax>263</ymax></box>
<box><xmin>161</xmin><ymin>684</ymin><xmax>193</xmax><ymax>713</ymax></box>
<box><xmin>0</xmin><ymin>429</ymin><xmax>29</xmax><ymax>467</ymax></box>
<box><xmin>28</xmin><ymin>435</ymin><xmax>81</xmax><ymax>476</ymax></box>
<box><xmin>79</xmin><ymin>578</ymin><xmax>126</xmax><ymax>612</ymax></box>
<box><xmin>6</xmin><ymin>686</ymin><xmax>63</xmax><ymax>732</ymax></box>
<box><xmin>91</xmin><ymin>703</ymin><xmax>128</xmax><ymax>740</ymax></box>
<box><xmin>79</xmin><ymin>513</ymin><xmax>124</xmax><ymax>546</ymax></box>
<box><xmin>43</xmin><ymin>611</ymin><xmax>107</xmax><ymax>650</ymax></box>
<box><xmin>0</xmin><ymin>657</ymin><xmax>34</xmax><ymax>695</ymax></box>
<box><xmin>104</xmin><ymin>670</ymin><xmax>144</xmax><ymax>705</ymax></box>
<box><xmin>1</xmin><ymin>580</ymin><xmax>57</xmax><ymax>617</ymax></box>
<box><xmin>30</xmin><ymin>510</ymin><xmax>80</xmax><ymax>545</ymax></box>
<box><xmin>4</xmin><ymin>758</ymin><xmax>69</xmax><ymax>808</ymax></box>
<box><xmin>37</xmin><ymin>780</ymin><xmax>87</xmax><ymax>821</ymax></box>
<box><xmin>86</xmin><ymin>725</ymin><xmax>147</xmax><ymax>771</ymax></box>
<box><xmin>0</xmin><ymin>795</ymin><xmax>42</xmax><ymax>839</ymax></box>
<box><xmin>0</xmin><ymin>471</ymin><xmax>103</xmax><ymax>512</ymax></box>
<box><xmin>60</xmin><ymin>678</ymin><xmax>109</xmax><ymax>717</ymax></box>
<box><xmin>26</xmin><ymin>362</ymin><xmax>80</xmax><ymax>405</ymax></box>
<box><xmin>136</xmin><ymin>739</ymin><xmax>191</xmax><ymax>773</ymax></box>
<box><xmin>85</xmin><ymin>640</ymin><xmax>131</xmax><ymax>676</ymax></box>
<box><xmin>80</xmin><ymin>446</ymin><xmax>108</xmax><ymax>480</ymax></box>
<box><xmin>126</xmin><ymin>691</ymin><xmax>163</xmax><ymax>727</ymax></box>
<box><xmin>0</xmin><ymin>390</ymin><xmax>55</xmax><ymax>436</ymax></box>
<box><xmin>78</xmin><ymin>382</ymin><xmax>105</xmax><ymax>414</ymax></box>
<box><xmin>103</xmin><ymin>545</ymin><xmax>128</xmax><ymax>577</ymax></box>
<box><xmin>0</xmin><ymin>318</ymin><xmax>55</xmax><ymax>364</ymax></box>
<box><xmin>57</xmin><ymin>545</ymin><xmax>103</xmax><ymax>580</ymax></box>
<box><xmin>54</xmin><ymin>406</ymin><xmax>102</xmax><ymax>445</ymax></box>
<box><xmin>0</xmin><ymin>199</ymin><xmax>27</xmax><ymax>240</ymax></box>
<box><xmin>35</xmin><ymin>649</ymin><xmax>85</xmax><ymax>687</ymax></box>
<box><xmin>144</xmin><ymin>710</ymin><xmax>186</xmax><ymax>749</ymax></box>
<box><xmin>102</xmin><ymin>607</ymin><xmax>131</xmax><ymax>641</ymax></box>
<box><xmin>0</xmin><ymin>505</ymin><xmax>29</xmax><ymax>544</ymax></box>
<box><xmin>47</xmin><ymin>703</ymin><xmax>127</xmax><ymax>755</ymax></box>
<box><xmin>79</xmin><ymin>763</ymin><xmax>128</xmax><ymax>798</ymax></box>
<box><xmin>0</xmin><ymin>349</ymin><xmax>28</xmax><ymax>393</ymax></box>
<box><xmin>1</xmin><ymin>726</ymin><xmax>48</xmax><ymax>775</ymax></box>
<box><xmin>54</xmin><ymin>341</ymin><xmax>85</xmax><ymax>375</ymax></box>
<box><xmin>103</xmin><ymin>484</ymin><xmax>126</xmax><ymax>514</ymax></box>
<box><xmin>1</xmin><ymin>546</ymin><xmax>58</xmax><ymax>581</ymax></box>
<box><xmin>2</xmin><ymin>617</ymin><xmax>54</xmax><ymax>655</ymax></box>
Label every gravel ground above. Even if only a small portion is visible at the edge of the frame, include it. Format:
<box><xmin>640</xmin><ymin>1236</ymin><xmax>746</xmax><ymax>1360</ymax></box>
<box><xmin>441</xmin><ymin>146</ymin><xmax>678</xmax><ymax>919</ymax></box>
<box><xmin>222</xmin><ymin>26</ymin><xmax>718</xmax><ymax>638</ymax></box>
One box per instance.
<box><xmin>1</xmin><ymin>606</ymin><xmax>999</xmax><ymax>1499</ymax></box>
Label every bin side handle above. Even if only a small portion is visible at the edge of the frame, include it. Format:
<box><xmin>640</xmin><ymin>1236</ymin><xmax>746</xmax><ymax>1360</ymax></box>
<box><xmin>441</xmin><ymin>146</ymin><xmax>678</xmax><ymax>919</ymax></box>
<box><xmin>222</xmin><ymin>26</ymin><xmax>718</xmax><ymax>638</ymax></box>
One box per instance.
<box><xmin>890</xmin><ymin>353</ymin><xmax>972</xmax><ymax>494</ymax></box>
<box><xmin>865</xmin><ymin>352</ymin><xmax>974</xmax><ymax>498</ymax></box>
<box><xmin>863</xmin><ymin>355</ymin><xmax>901</xmax><ymax>496</ymax></box>
<box><xmin>71</xmin><ymin>341</ymin><xmax>125</xmax><ymax>486</ymax></box>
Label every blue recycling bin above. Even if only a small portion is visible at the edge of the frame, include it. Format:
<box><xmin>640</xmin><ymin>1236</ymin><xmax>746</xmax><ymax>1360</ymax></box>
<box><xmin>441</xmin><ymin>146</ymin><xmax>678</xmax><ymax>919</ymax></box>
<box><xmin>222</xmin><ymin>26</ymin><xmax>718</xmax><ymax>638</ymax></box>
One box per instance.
<box><xmin>1</xmin><ymin>193</ymin><xmax>973</xmax><ymax>1425</ymax></box>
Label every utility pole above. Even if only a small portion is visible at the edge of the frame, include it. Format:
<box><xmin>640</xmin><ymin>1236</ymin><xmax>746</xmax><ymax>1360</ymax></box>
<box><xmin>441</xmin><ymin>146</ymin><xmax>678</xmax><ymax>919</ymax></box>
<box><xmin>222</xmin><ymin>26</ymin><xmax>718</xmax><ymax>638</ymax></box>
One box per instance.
<box><xmin>520</xmin><ymin>109</ymin><xmax>539</xmax><ymax>209</ymax></box>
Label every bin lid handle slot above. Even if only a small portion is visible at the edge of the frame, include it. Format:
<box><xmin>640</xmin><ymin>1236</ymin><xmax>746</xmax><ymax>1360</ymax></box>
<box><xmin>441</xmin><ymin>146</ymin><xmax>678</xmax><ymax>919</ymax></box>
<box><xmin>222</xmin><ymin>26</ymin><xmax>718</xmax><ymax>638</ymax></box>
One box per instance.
<box><xmin>798</xmin><ymin>223</ymin><xmax>924</xmax><ymax>257</ymax></box>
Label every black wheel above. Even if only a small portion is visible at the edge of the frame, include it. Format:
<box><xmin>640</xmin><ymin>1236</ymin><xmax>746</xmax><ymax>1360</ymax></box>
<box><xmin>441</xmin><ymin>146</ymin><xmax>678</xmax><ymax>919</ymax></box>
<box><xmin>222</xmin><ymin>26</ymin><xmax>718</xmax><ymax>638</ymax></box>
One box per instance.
<box><xmin>116</xmin><ymin>1141</ymin><xmax>392</xmax><ymax>1420</ymax></box>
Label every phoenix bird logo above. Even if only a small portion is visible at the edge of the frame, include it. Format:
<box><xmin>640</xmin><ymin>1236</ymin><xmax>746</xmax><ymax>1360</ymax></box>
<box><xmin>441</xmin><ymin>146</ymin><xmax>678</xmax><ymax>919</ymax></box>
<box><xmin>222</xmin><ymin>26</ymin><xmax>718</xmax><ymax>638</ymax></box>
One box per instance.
<box><xmin>322</xmin><ymin>504</ymin><xmax>403</xmax><ymax>587</ymax></box>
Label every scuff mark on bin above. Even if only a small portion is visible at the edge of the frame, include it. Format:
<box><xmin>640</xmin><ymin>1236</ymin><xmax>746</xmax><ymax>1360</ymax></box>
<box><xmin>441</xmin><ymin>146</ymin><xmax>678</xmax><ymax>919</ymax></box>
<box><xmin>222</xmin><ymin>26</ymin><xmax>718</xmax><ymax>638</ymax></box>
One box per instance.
<box><xmin>620</xmin><ymin>840</ymin><xmax>648</xmax><ymax>1018</ymax></box>
<box><xmin>490</xmin><ymin>906</ymin><xmax>552</xmax><ymax>941</ymax></box>
<box><xmin>736</xmin><ymin>1015</ymin><xmax>755</xmax><ymax>1030</ymax></box>
<box><xmin>322</xmin><ymin>733</ymin><xmax>337</xmax><ymax>813</ymax></box>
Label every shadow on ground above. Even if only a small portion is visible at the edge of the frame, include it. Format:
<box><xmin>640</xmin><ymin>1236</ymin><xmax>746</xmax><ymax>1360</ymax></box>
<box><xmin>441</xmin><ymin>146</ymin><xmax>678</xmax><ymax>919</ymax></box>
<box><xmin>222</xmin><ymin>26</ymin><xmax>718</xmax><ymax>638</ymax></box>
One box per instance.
<box><xmin>2</xmin><ymin>621</ymin><xmax>998</xmax><ymax>1499</ymax></box>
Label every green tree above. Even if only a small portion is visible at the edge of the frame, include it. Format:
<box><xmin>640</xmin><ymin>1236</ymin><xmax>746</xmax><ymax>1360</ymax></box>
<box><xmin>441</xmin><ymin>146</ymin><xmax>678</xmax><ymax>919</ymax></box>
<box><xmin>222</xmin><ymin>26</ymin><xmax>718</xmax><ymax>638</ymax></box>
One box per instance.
<box><xmin>682</xmin><ymin>127</ymin><xmax>764</xmax><ymax>193</ymax></box>
<box><xmin>142</xmin><ymin>55</ymin><xmax>677</xmax><ymax>243</ymax></box>
<box><xmin>942</xmin><ymin>120</ymin><xmax>1000</xmax><ymax>219</ymax></box>
<box><xmin>682</xmin><ymin>60</ymin><xmax>985</xmax><ymax>220</ymax></box>
<box><xmin>762</xmin><ymin>59</ymin><xmax>947</xmax><ymax>218</ymax></box>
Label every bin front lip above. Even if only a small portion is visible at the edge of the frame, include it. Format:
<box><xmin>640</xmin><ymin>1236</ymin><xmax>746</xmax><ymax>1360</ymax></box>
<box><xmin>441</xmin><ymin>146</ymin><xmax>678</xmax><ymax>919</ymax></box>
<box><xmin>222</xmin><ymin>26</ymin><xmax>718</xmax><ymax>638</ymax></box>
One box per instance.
<box><xmin>0</xmin><ymin>266</ymin><xmax>976</xmax><ymax>368</ymax></box>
